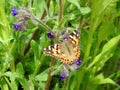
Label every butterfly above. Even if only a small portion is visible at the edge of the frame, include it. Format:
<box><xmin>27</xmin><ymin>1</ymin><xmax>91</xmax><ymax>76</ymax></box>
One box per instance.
<box><xmin>44</xmin><ymin>29</ymin><xmax>80</xmax><ymax>64</ymax></box>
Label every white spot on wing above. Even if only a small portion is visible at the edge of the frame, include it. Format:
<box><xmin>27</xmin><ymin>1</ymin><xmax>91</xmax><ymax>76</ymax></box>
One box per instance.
<box><xmin>73</xmin><ymin>31</ymin><xmax>77</xmax><ymax>35</ymax></box>
<box><xmin>54</xmin><ymin>44</ymin><xmax>57</xmax><ymax>49</ymax></box>
<box><xmin>69</xmin><ymin>35</ymin><xmax>74</xmax><ymax>39</ymax></box>
<box><xmin>44</xmin><ymin>48</ymin><xmax>46</xmax><ymax>50</ymax></box>
<box><xmin>48</xmin><ymin>46</ymin><xmax>51</xmax><ymax>50</ymax></box>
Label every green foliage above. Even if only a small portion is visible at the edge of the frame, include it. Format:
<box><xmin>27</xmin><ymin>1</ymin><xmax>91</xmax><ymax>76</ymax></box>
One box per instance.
<box><xmin>0</xmin><ymin>0</ymin><xmax>120</xmax><ymax>90</ymax></box>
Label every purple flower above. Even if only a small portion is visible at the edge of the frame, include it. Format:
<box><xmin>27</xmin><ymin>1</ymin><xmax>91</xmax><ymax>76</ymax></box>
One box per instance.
<box><xmin>47</xmin><ymin>32</ymin><xmax>54</xmax><ymax>38</ymax></box>
<box><xmin>59</xmin><ymin>65</ymin><xmax>69</xmax><ymax>80</ymax></box>
<box><xmin>13</xmin><ymin>24</ymin><xmax>20</xmax><ymax>30</ymax></box>
<box><xmin>63</xmin><ymin>36</ymin><xmax>68</xmax><ymax>40</ymax></box>
<box><xmin>59</xmin><ymin>72</ymin><xmax>68</xmax><ymax>80</ymax></box>
<box><xmin>59</xmin><ymin>59</ymin><xmax>82</xmax><ymax>80</ymax></box>
<box><xmin>74</xmin><ymin>59</ymin><xmax>82</xmax><ymax>66</ymax></box>
<box><xmin>71</xmin><ymin>64</ymin><xmax>79</xmax><ymax>70</ymax></box>
<box><xmin>52</xmin><ymin>59</ymin><xmax>82</xmax><ymax>80</ymax></box>
<box><xmin>69</xmin><ymin>59</ymin><xmax>82</xmax><ymax>70</ymax></box>
<box><xmin>11</xmin><ymin>7</ymin><xmax>18</xmax><ymax>16</ymax></box>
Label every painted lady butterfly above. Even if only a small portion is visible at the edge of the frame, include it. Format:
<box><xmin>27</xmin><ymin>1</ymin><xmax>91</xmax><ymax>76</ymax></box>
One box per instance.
<box><xmin>44</xmin><ymin>29</ymin><xmax>80</xmax><ymax>64</ymax></box>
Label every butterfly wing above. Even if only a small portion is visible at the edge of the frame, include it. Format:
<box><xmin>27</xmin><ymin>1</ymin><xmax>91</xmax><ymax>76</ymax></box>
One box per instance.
<box><xmin>68</xmin><ymin>30</ymin><xmax>80</xmax><ymax>60</ymax></box>
<box><xmin>44</xmin><ymin>30</ymin><xmax>80</xmax><ymax>64</ymax></box>
<box><xmin>59</xmin><ymin>30</ymin><xmax>80</xmax><ymax>64</ymax></box>
<box><xmin>68</xmin><ymin>30</ymin><xmax>80</xmax><ymax>46</ymax></box>
<box><xmin>44</xmin><ymin>44</ymin><xmax>61</xmax><ymax>58</ymax></box>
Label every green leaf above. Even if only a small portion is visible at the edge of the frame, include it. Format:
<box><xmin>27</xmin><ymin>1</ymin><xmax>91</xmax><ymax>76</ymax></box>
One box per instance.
<box><xmin>1</xmin><ymin>80</ymin><xmax>9</xmax><ymax>90</ymax></box>
<box><xmin>33</xmin><ymin>0</ymin><xmax>46</xmax><ymax>18</ymax></box>
<box><xmin>67</xmin><ymin>0</ymin><xmax>90</xmax><ymax>15</ymax></box>
<box><xmin>35</xmin><ymin>69</ymin><xmax>49</xmax><ymax>81</ymax></box>
<box><xmin>102</xmin><ymin>35</ymin><xmax>120</xmax><ymax>52</ymax></box>
<box><xmin>31</xmin><ymin>40</ymin><xmax>39</xmax><ymax>59</ymax></box>
<box><xmin>67</xmin><ymin>0</ymin><xmax>80</xmax><ymax>9</ymax></box>
<box><xmin>16</xmin><ymin>63</ymin><xmax>24</xmax><ymax>75</ymax></box>
<box><xmin>0</xmin><ymin>41</ymin><xmax>7</xmax><ymax>55</ymax></box>
<box><xmin>88</xmin><ymin>35</ymin><xmax>120</xmax><ymax>70</ymax></box>
<box><xmin>80</xmin><ymin>7</ymin><xmax>91</xmax><ymax>15</ymax></box>
<box><xmin>16</xmin><ymin>77</ymin><xmax>29</xmax><ymax>90</ymax></box>
<box><xmin>2</xmin><ymin>72</ymin><xmax>18</xmax><ymax>90</ymax></box>
<box><xmin>98</xmin><ymin>21</ymin><xmax>114</xmax><ymax>42</ymax></box>
<box><xmin>2</xmin><ymin>72</ymin><xmax>29</xmax><ymax>90</ymax></box>
<box><xmin>0</xmin><ymin>1</ymin><xmax>11</xmax><ymax>41</ymax></box>
<box><xmin>92</xmin><ymin>0</ymin><xmax>118</xmax><ymax>17</ymax></box>
<box><xmin>95</xmin><ymin>74</ymin><xmax>116</xmax><ymax>85</ymax></box>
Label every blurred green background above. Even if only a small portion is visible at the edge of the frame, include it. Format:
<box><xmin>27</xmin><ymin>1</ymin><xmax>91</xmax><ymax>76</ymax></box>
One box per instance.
<box><xmin>0</xmin><ymin>0</ymin><xmax>120</xmax><ymax>90</ymax></box>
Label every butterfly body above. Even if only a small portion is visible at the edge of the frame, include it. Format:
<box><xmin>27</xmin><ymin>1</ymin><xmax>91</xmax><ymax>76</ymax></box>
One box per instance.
<box><xmin>44</xmin><ymin>30</ymin><xmax>80</xmax><ymax>64</ymax></box>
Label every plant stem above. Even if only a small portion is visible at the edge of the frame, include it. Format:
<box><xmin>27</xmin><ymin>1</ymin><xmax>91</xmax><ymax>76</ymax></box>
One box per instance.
<box><xmin>31</xmin><ymin>14</ymin><xmax>53</xmax><ymax>33</ymax></box>
<box><xmin>58</xmin><ymin>0</ymin><xmax>63</xmax><ymax>23</ymax></box>
<box><xmin>63</xmin><ymin>78</ymin><xmax>68</xmax><ymax>90</ymax></box>
<box><xmin>45</xmin><ymin>1</ymin><xmax>63</xmax><ymax>89</ymax></box>
<box><xmin>83</xmin><ymin>27</ymin><xmax>94</xmax><ymax>62</ymax></box>
<box><xmin>41</xmin><ymin>0</ymin><xmax>51</xmax><ymax>20</ymax></box>
<box><xmin>4</xmin><ymin>77</ymin><xmax>12</xmax><ymax>89</ymax></box>
<box><xmin>45</xmin><ymin>58</ymin><xmax>56</xmax><ymax>90</ymax></box>
<box><xmin>78</xmin><ymin>16</ymin><xmax>83</xmax><ymax>29</ymax></box>
<box><xmin>24</xmin><ymin>29</ymin><xmax>40</xmax><ymax>55</ymax></box>
<box><xmin>83</xmin><ymin>17</ymin><xmax>99</xmax><ymax>62</ymax></box>
<box><xmin>92</xmin><ymin>40</ymin><xmax>101</xmax><ymax>60</ymax></box>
